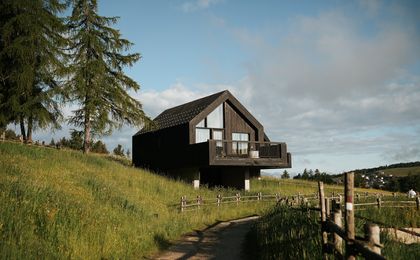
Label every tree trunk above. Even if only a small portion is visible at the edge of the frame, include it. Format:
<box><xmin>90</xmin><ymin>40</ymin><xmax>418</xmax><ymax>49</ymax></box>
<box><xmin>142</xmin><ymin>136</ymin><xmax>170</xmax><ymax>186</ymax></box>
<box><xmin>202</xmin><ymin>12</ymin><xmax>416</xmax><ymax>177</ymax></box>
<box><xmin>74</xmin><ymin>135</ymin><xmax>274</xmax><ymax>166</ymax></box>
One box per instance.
<box><xmin>19</xmin><ymin>115</ymin><xmax>27</xmax><ymax>142</ymax></box>
<box><xmin>26</xmin><ymin>114</ymin><xmax>33</xmax><ymax>144</ymax></box>
<box><xmin>83</xmin><ymin>112</ymin><xmax>91</xmax><ymax>153</ymax></box>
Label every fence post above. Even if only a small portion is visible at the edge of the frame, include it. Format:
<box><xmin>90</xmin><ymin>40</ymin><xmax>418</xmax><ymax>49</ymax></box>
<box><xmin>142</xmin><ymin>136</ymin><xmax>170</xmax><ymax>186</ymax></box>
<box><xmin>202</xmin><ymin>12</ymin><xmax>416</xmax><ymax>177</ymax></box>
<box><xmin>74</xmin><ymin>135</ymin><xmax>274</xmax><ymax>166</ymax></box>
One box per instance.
<box><xmin>275</xmin><ymin>193</ymin><xmax>280</xmax><ymax>203</ymax></box>
<box><xmin>345</xmin><ymin>172</ymin><xmax>356</xmax><ymax>260</ymax></box>
<box><xmin>196</xmin><ymin>195</ymin><xmax>201</xmax><ymax>209</ymax></box>
<box><xmin>217</xmin><ymin>194</ymin><xmax>221</xmax><ymax>207</ymax></box>
<box><xmin>364</xmin><ymin>223</ymin><xmax>381</xmax><ymax>255</ymax></box>
<box><xmin>325</xmin><ymin>198</ymin><xmax>330</xmax><ymax>219</ymax></box>
<box><xmin>236</xmin><ymin>193</ymin><xmax>241</xmax><ymax>205</ymax></box>
<box><xmin>393</xmin><ymin>192</ymin><xmax>396</xmax><ymax>198</ymax></box>
<box><xmin>318</xmin><ymin>181</ymin><xmax>328</xmax><ymax>260</ymax></box>
<box><xmin>377</xmin><ymin>197</ymin><xmax>381</xmax><ymax>209</ymax></box>
<box><xmin>258</xmin><ymin>192</ymin><xmax>262</xmax><ymax>201</ymax></box>
<box><xmin>356</xmin><ymin>193</ymin><xmax>360</xmax><ymax>203</ymax></box>
<box><xmin>303</xmin><ymin>197</ymin><xmax>309</xmax><ymax>207</ymax></box>
<box><xmin>416</xmin><ymin>197</ymin><xmax>420</xmax><ymax>210</ymax></box>
<box><xmin>332</xmin><ymin>199</ymin><xmax>343</xmax><ymax>255</ymax></box>
<box><xmin>180</xmin><ymin>196</ymin><xmax>186</xmax><ymax>212</ymax></box>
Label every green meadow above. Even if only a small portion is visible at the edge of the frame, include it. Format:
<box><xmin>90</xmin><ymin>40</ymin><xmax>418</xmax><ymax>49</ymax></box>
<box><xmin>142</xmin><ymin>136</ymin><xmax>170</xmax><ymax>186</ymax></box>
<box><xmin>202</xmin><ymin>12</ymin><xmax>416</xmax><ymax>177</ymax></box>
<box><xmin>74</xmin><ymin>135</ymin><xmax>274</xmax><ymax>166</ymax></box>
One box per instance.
<box><xmin>0</xmin><ymin>142</ymin><xmax>269</xmax><ymax>258</ymax></box>
<box><xmin>0</xmin><ymin>142</ymin><xmax>411</xmax><ymax>259</ymax></box>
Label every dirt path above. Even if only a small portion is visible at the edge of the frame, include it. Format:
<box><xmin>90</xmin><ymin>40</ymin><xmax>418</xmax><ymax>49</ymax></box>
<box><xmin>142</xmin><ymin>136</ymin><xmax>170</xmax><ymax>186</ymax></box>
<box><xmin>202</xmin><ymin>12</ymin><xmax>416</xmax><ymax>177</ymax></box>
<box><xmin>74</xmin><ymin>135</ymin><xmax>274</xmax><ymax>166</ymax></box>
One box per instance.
<box><xmin>156</xmin><ymin>216</ymin><xmax>259</xmax><ymax>260</ymax></box>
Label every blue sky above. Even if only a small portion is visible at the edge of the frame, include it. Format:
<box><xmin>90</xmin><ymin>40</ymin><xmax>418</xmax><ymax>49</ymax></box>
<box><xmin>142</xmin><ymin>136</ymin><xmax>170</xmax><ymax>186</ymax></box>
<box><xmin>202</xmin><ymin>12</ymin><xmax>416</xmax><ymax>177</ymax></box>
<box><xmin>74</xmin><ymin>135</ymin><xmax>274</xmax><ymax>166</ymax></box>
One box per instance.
<box><xmin>30</xmin><ymin>0</ymin><xmax>420</xmax><ymax>175</ymax></box>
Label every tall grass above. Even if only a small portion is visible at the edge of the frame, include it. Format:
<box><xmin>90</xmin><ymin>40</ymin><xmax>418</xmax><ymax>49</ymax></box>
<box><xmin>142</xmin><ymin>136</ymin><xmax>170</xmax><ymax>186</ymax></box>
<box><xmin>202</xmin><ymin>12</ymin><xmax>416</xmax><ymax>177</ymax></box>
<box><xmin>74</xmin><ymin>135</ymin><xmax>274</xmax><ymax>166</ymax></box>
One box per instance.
<box><xmin>244</xmin><ymin>206</ymin><xmax>322</xmax><ymax>259</ymax></box>
<box><xmin>0</xmin><ymin>142</ymin><xmax>270</xmax><ymax>258</ymax></box>
<box><xmin>247</xmin><ymin>198</ymin><xmax>420</xmax><ymax>259</ymax></box>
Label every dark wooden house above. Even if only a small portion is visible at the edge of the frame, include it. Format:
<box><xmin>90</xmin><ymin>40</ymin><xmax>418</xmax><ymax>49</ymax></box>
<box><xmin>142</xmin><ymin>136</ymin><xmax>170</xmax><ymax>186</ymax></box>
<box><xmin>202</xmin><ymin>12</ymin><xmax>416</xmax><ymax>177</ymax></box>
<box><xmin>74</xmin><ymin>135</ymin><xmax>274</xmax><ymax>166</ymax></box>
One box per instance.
<box><xmin>133</xmin><ymin>90</ymin><xmax>291</xmax><ymax>190</ymax></box>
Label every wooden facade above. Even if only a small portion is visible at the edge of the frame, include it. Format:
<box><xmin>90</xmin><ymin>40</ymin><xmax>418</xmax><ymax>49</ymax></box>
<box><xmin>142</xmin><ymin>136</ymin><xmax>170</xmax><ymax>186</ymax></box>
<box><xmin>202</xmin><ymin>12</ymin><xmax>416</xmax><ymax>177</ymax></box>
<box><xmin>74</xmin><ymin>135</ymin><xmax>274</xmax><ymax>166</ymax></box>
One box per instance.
<box><xmin>133</xmin><ymin>90</ymin><xmax>291</xmax><ymax>190</ymax></box>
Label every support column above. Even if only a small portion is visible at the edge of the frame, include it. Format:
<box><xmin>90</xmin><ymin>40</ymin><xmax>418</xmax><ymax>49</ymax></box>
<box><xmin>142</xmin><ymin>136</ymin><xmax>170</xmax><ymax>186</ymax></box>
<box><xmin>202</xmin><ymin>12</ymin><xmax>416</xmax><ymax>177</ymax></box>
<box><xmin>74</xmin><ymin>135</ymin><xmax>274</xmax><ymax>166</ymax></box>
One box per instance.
<box><xmin>193</xmin><ymin>170</ymin><xmax>200</xmax><ymax>190</ymax></box>
<box><xmin>244</xmin><ymin>169</ymin><xmax>250</xmax><ymax>191</ymax></box>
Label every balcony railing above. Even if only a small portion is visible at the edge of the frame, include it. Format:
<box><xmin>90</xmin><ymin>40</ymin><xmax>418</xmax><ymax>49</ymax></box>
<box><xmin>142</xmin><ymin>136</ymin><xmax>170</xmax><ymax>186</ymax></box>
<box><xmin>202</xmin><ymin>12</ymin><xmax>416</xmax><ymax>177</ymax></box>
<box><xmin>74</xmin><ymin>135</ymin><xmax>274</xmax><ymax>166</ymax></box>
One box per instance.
<box><xmin>208</xmin><ymin>140</ymin><xmax>286</xmax><ymax>160</ymax></box>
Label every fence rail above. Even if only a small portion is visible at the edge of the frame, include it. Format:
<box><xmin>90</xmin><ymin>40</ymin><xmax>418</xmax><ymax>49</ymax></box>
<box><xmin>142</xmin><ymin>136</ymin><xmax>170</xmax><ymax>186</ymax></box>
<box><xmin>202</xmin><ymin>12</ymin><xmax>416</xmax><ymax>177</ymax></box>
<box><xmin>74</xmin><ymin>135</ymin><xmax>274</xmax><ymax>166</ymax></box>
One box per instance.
<box><xmin>179</xmin><ymin>192</ymin><xmax>320</xmax><ymax>212</ymax></box>
<box><xmin>178</xmin><ymin>176</ymin><xmax>419</xmax><ymax>259</ymax></box>
<box><xmin>318</xmin><ymin>173</ymin><xmax>420</xmax><ymax>260</ymax></box>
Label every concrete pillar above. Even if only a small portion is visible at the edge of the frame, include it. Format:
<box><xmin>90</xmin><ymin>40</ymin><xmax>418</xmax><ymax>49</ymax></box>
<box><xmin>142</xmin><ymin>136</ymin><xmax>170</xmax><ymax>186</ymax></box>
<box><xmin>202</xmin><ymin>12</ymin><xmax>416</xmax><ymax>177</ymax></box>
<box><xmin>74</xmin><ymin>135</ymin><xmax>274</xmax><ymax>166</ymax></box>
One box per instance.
<box><xmin>244</xmin><ymin>169</ymin><xmax>250</xmax><ymax>191</ymax></box>
<box><xmin>193</xmin><ymin>170</ymin><xmax>200</xmax><ymax>190</ymax></box>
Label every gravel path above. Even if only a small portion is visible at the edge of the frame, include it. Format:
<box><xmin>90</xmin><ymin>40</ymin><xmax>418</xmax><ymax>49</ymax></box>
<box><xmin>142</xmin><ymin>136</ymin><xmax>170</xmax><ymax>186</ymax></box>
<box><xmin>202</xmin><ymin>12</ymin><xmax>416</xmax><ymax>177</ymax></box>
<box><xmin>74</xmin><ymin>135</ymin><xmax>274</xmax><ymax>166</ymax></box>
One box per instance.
<box><xmin>156</xmin><ymin>216</ymin><xmax>259</xmax><ymax>260</ymax></box>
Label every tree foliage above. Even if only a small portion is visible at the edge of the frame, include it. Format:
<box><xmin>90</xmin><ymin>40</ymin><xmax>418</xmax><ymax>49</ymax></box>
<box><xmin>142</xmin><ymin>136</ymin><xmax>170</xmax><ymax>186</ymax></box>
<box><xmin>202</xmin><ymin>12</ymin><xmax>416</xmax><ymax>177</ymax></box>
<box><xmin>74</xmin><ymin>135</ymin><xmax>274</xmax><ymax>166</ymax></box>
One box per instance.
<box><xmin>67</xmin><ymin>0</ymin><xmax>149</xmax><ymax>153</ymax></box>
<box><xmin>293</xmin><ymin>168</ymin><xmax>334</xmax><ymax>184</ymax></box>
<box><xmin>281</xmin><ymin>170</ymin><xmax>290</xmax><ymax>179</ymax></box>
<box><xmin>0</xmin><ymin>0</ymin><xmax>68</xmax><ymax>142</ymax></box>
<box><xmin>113</xmin><ymin>144</ymin><xmax>124</xmax><ymax>157</ymax></box>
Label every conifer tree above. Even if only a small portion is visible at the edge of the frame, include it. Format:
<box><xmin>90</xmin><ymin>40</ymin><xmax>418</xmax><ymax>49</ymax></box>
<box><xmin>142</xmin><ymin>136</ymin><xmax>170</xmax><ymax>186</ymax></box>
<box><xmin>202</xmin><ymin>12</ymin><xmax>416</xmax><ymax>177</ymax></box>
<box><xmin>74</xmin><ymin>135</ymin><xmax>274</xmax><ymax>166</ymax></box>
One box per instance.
<box><xmin>0</xmin><ymin>0</ymin><xmax>68</xmax><ymax>142</ymax></box>
<box><xmin>67</xmin><ymin>0</ymin><xmax>148</xmax><ymax>153</ymax></box>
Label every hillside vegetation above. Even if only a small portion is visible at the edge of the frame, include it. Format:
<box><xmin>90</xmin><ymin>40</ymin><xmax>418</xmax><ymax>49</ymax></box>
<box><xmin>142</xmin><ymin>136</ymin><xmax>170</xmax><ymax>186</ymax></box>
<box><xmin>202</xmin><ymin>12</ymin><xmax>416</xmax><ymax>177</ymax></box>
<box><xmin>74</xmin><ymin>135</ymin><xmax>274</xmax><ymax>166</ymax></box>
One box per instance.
<box><xmin>0</xmin><ymin>142</ymin><xmax>392</xmax><ymax>258</ymax></box>
<box><xmin>383</xmin><ymin>166</ymin><xmax>420</xmax><ymax>177</ymax></box>
<box><xmin>351</xmin><ymin>161</ymin><xmax>420</xmax><ymax>177</ymax></box>
<box><xmin>0</xmin><ymin>142</ymin><xmax>269</xmax><ymax>258</ymax></box>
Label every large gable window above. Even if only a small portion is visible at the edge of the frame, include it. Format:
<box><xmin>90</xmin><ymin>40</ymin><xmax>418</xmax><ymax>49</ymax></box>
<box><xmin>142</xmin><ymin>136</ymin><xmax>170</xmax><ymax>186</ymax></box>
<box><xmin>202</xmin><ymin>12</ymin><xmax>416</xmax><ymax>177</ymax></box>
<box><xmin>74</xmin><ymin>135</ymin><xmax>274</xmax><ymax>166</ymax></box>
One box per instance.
<box><xmin>195</xmin><ymin>104</ymin><xmax>224</xmax><ymax>143</ymax></box>
<box><xmin>206</xmin><ymin>104</ymin><xmax>223</xmax><ymax>128</ymax></box>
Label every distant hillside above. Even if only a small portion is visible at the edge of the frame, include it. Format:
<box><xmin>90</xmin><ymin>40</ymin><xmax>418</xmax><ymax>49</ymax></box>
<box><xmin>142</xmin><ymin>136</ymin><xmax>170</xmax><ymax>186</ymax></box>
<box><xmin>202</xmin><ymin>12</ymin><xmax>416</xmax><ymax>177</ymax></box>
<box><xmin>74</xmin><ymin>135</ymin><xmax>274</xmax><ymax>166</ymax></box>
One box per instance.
<box><xmin>382</xmin><ymin>166</ymin><xmax>420</xmax><ymax>177</ymax></box>
<box><xmin>348</xmin><ymin>161</ymin><xmax>420</xmax><ymax>176</ymax></box>
<box><xmin>341</xmin><ymin>161</ymin><xmax>420</xmax><ymax>191</ymax></box>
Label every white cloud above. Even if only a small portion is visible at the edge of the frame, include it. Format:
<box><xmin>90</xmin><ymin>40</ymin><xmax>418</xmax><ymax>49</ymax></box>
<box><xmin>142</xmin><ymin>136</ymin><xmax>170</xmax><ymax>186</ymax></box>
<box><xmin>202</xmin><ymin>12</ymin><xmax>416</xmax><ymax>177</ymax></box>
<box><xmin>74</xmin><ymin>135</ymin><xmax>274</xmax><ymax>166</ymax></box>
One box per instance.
<box><xmin>181</xmin><ymin>0</ymin><xmax>223</xmax><ymax>13</ymax></box>
<box><xmin>135</xmin><ymin>83</ymin><xmax>214</xmax><ymax>117</ymax></box>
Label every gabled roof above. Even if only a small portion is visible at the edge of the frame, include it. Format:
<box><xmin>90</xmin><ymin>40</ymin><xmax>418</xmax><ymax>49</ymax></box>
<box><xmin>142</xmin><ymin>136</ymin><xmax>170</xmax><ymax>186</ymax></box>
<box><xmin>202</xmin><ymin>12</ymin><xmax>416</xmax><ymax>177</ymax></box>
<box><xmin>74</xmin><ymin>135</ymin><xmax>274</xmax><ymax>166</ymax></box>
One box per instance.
<box><xmin>135</xmin><ymin>90</ymin><xmax>226</xmax><ymax>135</ymax></box>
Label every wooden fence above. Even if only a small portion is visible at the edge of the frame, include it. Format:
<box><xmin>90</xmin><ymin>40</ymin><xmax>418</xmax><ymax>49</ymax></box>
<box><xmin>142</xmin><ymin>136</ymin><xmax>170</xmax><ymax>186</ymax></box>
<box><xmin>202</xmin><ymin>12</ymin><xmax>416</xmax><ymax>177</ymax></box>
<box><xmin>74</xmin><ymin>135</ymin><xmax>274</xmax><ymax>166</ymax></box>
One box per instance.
<box><xmin>179</xmin><ymin>174</ymin><xmax>419</xmax><ymax>259</ymax></box>
<box><xmin>179</xmin><ymin>192</ymin><xmax>320</xmax><ymax>212</ymax></box>
<box><xmin>318</xmin><ymin>172</ymin><xmax>419</xmax><ymax>260</ymax></box>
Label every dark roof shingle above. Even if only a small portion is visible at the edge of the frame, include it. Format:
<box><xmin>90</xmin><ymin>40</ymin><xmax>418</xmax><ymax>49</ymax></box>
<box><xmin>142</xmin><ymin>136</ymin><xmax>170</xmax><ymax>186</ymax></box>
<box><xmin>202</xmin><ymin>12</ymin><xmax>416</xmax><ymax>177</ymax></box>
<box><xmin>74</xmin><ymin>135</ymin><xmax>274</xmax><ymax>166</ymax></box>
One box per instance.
<box><xmin>135</xmin><ymin>90</ymin><xmax>226</xmax><ymax>135</ymax></box>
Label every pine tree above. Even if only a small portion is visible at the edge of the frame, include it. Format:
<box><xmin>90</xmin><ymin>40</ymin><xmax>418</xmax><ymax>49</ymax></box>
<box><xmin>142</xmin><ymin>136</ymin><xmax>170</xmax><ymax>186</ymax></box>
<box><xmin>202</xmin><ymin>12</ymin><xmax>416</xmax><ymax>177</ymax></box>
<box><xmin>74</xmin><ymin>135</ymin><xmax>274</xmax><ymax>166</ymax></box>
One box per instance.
<box><xmin>0</xmin><ymin>0</ymin><xmax>68</xmax><ymax>143</ymax></box>
<box><xmin>113</xmin><ymin>144</ymin><xmax>124</xmax><ymax>157</ymax></box>
<box><xmin>91</xmin><ymin>140</ymin><xmax>108</xmax><ymax>154</ymax></box>
<box><xmin>302</xmin><ymin>168</ymin><xmax>309</xmax><ymax>179</ymax></box>
<box><xmin>281</xmin><ymin>170</ymin><xmax>290</xmax><ymax>179</ymax></box>
<box><xmin>67</xmin><ymin>0</ymin><xmax>149</xmax><ymax>153</ymax></box>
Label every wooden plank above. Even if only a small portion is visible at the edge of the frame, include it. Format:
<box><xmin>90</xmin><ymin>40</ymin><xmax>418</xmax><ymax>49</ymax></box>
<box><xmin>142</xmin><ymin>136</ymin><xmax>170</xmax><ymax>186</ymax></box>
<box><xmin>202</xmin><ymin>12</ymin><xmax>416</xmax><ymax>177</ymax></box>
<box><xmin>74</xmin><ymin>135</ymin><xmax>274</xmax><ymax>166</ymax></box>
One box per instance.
<box><xmin>332</xmin><ymin>201</ymin><xmax>343</xmax><ymax>255</ymax></box>
<box><xmin>345</xmin><ymin>172</ymin><xmax>356</xmax><ymax>260</ymax></box>
<box><xmin>364</xmin><ymin>223</ymin><xmax>381</xmax><ymax>255</ymax></box>
<box><xmin>318</xmin><ymin>181</ymin><xmax>329</xmax><ymax>260</ymax></box>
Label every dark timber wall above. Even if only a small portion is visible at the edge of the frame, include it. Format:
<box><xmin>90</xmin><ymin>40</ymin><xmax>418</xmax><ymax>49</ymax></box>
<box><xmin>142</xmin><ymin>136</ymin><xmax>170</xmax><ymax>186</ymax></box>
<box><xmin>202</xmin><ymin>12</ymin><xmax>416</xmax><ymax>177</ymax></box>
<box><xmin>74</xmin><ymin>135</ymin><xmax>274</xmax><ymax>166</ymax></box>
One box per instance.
<box><xmin>224</xmin><ymin>102</ymin><xmax>257</xmax><ymax>141</ymax></box>
<box><xmin>200</xmin><ymin>166</ymin><xmax>252</xmax><ymax>190</ymax></box>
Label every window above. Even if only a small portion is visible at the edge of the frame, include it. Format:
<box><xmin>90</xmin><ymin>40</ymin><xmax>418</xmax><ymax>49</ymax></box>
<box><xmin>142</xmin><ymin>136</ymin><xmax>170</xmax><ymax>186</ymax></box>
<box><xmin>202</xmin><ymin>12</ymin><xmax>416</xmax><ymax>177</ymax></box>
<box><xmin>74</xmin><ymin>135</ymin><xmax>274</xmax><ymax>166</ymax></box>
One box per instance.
<box><xmin>196</xmin><ymin>128</ymin><xmax>210</xmax><ymax>143</ymax></box>
<box><xmin>196</xmin><ymin>119</ymin><xmax>205</xmax><ymax>127</ymax></box>
<box><xmin>213</xmin><ymin>130</ymin><xmax>223</xmax><ymax>147</ymax></box>
<box><xmin>206</xmin><ymin>104</ymin><xmax>223</xmax><ymax>128</ymax></box>
<box><xmin>232</xmin><ymin>133</ymin><xmax>249</xmax><ymax>155</ymax></box>
<box><xmin>195</xmin><ymin>103</ymin><xmax>225</xmax><ymax>144</ymax></box>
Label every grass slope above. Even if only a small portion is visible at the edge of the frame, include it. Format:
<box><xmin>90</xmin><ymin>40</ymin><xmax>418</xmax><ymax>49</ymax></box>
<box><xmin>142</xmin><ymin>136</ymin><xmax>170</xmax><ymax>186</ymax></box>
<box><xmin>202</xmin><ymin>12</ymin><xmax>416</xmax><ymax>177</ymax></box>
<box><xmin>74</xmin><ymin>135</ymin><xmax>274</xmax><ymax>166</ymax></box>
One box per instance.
<box><xmin>0</xmin><ymin>142</ymin><xmax>268</xmax><ymax>259</ymax></box>
<box><xmin>0</xmin><ymin>142</ymin><xmax>394</xmax><ymax>259</ymax></box>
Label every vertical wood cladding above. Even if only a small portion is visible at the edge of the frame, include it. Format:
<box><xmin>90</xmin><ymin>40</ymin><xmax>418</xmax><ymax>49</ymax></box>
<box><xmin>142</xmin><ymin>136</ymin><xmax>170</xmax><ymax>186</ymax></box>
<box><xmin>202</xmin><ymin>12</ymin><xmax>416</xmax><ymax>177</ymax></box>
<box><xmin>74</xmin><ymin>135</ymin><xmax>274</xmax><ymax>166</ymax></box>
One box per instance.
<box><xmin>225</xmin><ymin>102</ymin><xmax>256</xmax><ymax>141</ymax></box>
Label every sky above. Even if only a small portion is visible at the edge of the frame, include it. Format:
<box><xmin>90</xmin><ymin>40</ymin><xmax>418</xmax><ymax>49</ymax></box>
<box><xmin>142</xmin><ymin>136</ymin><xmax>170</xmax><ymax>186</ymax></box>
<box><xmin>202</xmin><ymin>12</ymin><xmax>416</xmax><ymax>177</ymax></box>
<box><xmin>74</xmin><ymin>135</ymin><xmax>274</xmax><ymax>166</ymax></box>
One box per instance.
<box><xmin>28</xmin><ymin>0</ymin><xmax>420</xmax><ymax>175</ymax></box>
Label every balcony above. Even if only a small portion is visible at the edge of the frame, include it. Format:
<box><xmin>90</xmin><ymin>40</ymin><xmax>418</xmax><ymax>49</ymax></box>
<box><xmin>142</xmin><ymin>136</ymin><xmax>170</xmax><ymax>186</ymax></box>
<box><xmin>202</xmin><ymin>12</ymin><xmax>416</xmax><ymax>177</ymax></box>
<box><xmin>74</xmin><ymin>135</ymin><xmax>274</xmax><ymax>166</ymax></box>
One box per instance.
<box><xmin>207</xmin><ymin>140</ymin><xmax>291</xmax><ymax>168</ymax></box>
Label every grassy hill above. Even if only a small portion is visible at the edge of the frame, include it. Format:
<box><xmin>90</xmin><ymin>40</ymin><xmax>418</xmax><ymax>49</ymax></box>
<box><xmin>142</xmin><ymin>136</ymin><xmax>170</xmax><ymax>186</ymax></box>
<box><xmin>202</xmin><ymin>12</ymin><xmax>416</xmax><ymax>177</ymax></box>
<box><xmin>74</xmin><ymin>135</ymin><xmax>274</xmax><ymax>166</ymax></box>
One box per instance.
<box><xmin>350</xmin><ymin>161</ymin><xmax>420</xmax><ymax>177</ymax></box>
<box><xmin>383</xmin><ymin>166</ymin><xmax>420</xmax><ymax>177</ymax></box>
<box><xmin>0</xmin><ymin>142</ymin><xmax>390</xmax><ymax>258</ymax></box>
